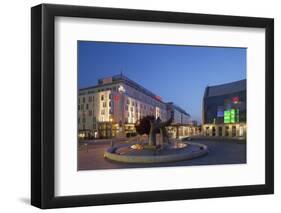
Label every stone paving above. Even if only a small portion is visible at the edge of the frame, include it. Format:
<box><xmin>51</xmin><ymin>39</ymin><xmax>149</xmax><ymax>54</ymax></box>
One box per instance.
<box><xmin>78</xmin><ymin>139</ymin><xmax>246</xmax><ymax>170</ymax></box>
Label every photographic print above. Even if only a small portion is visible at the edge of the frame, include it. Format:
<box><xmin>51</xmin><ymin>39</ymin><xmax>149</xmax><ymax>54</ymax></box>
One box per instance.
<box><xmin>77</xmin><ymin>41</ymin><xmax>247</xmax><ymax>170</ymax></box>
<box><xmin>31</xmin><ymin>4</ymin><xmax>273</xmax><ymax>208</ymax></box>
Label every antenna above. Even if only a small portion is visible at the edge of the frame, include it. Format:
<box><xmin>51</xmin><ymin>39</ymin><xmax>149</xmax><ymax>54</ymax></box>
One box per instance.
<box><xmin>120</xmin><ymin>68</ymin><xmax>123</xmax><ymax>77</ymax></box>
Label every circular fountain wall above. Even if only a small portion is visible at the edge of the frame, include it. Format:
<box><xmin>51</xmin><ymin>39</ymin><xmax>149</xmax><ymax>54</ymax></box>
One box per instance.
<box><xmin>104</xmin><ymin>142</ymin><xmax>208</xmax><ymax>164</ymax></box>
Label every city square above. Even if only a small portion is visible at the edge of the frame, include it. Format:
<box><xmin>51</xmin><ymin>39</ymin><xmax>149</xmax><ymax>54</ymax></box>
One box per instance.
<box><xmin>78</xmin><ymin>41</ymin><xmax>246</xmax><ymax>170</ymax></box>
<box><xmin>78</xmin><ymin>138</ymin><xmax>246</xmax><ymax>170</ymax></box>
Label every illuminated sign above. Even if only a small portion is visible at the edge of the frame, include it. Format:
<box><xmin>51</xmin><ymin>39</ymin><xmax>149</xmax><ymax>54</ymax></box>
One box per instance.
<box><xmin>232</xmin><ymin>96</ymin><xmax>239</xmax><ymax>104</ymax></box>
<box><xmin>155</xmin><ymin>96</ymin><xmax>162</xmax><ymax>101</ymax></box>
<box><xmin>224</xmin><ymin>109</ymin><xmax>239</xmax><ymax>123</ymax></box>
<box><xmin>114</xmin><ymin>95</ymin><xmax>119</xmax><ymax>101</ymax></box>
<box><xmin>118</xmin><ymin>85</ymin><xmax>126</xmax><ymax>93</ymax></box>
<box><xmin>224</xmin><ymin>110</ymin><xmax>231</xmax><ymax>123</ymax></box>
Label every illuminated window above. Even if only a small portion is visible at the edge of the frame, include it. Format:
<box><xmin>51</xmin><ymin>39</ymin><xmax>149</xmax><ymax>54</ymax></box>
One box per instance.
<box><xmin>212</xmin><ymin>127</ymin><xmax>216</xmax><ymax>136</ymax></box>
<box><xmin>225</xmin><ymin>126</ymin><xmax>229</xmax><ymax>136</ymax></box>
<box><xmin>232</xmin><ymin>126</ymin><xmax>236</xmax><ymax>137</ymax></box>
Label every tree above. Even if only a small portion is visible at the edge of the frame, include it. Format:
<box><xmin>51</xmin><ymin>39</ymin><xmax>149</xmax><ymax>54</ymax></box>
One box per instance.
<box><xmin>135</xmin><ymin>115</ymin><xmax>155</xmax><ymax>135</ymax></box>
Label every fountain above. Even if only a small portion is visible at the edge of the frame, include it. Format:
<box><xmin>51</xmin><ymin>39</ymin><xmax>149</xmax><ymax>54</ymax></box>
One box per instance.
<box><xmin>104</xmin><ymin>116</ymin><xmax>208</xmax><ymax>163</ymax></box>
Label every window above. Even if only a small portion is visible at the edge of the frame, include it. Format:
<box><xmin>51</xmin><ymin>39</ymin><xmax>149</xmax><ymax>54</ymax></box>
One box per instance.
<box><xmin>109</xmin><ymin>101</ymin><xmax>112</xmax><ymax>107</ymax></box>
<box><xmin>88</xmin><ymin>96</ymin><xmax>92</xmax><ymax>102</ymax></box>
<box><xmin>86</xmin><ymin>104</ymin><xmax>89</xmax><ymax>110</ymax></box>
<box><xmin>81</xmin><ymin>104</ymin><xmax>84</xmax><ymax>110</ymax></box>
<box><xmin>103</xmin><ymin>102</ymin><xmax>106</xmax><ymax>107</ymax></box>
<box><xmin>212</xmin><ymin>126</ymin><xmax>216</xmax><ymax>136</ymax></box>
<box><xmin>101</xmin><ymin>95</ymin><xmax>104</xmax><ymax>101</ymax></box>
<box><xmin>78</xmin><ymin>105</ymin><xmax>80</xmax><ymax>110</ymax></box>
<box><xmin>225</xmin><ymin>126</ymin><xmax>229</xmax><ymax>136</ymax></box>
<box><xmin>232</xmin><ymin>126</ymin><xmax>236</xmax><ymax>137</ymax></box>
<box><xmin>218</xmin><ymin>126</ymin><xmax>223</xmax><ymax>136</ymax></box>
<box><xmin>101</xmin><ymin>109</ymin><xmax>105</xmax><ymax>115</ymax></box>
<box><xmin>82</xmin><ymin>97</ymin><xmax>85</xmax><ymax>103</ymax></box>
<box><xmin>206</xmin><ymin>126</ymin><xmax>209</xmax><ymax>136</ymax></box>
<box><xmin>88</xmin><ymin>110</ymin><xmax>92</xmax><ymax>116</ymax></box>
<box><xmin>109</xmin><ymin>94</ymin><xmax>112</xmax><ymax>99</ymax></box>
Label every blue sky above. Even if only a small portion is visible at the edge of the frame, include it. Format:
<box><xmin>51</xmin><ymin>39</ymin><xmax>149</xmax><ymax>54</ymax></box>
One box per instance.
<box><xmin>78</xmin><ymin>41</ymin><xmax>246</xmax><ymax>123</ymax></box>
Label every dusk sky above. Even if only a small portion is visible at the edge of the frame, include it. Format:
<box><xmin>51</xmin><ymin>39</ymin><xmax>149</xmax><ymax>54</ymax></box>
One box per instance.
<box><xmin>78</xmin><ymin>41</ymin><xmax>246</xmax><ymax>123</ymax></box>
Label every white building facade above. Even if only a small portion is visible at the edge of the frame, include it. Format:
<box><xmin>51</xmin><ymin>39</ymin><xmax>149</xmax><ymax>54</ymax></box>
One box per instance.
<box><xmin>78</xmin><ymin>74</ymin><xmax>170</xmax><ymax>139</ymax></box>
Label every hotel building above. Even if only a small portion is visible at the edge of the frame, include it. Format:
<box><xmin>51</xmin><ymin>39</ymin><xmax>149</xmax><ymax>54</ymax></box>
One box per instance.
<box><xmin>202</xmin><ymin>79</ymin><xmax>247</xmax><ymax>139</ymax></box>
<box><xmin>78</xmin><ymin>74</ymin><xmax>191</xmax><ymax>139</ymax></box>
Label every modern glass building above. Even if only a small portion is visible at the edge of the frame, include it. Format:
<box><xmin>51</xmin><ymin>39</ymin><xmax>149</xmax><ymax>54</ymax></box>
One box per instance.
<box><xmin>202</xmin><ymin>79</ymin><xmax>246</xmax><ymax>139</ymax></box>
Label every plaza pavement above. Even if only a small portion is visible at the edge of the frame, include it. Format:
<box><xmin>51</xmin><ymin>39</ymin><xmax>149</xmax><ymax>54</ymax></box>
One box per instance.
<box><xmin>78</xmin><ymin>138</ymin><xmax>246</xmax><ymax>170</ymax></box>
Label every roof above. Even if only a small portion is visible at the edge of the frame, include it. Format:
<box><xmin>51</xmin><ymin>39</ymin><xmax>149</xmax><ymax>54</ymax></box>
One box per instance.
<box><xmin>166</xmin><ymin>102</ymin><xmax>190</xmax><ymax>116</ymax></box>
<box><xmin>80</xmin><ymin>74</ymin><xmax>164</xmax><ymax>103</ymax></box>
<box><xmin>204</xmin><ymin>79</ymin><xmax>246</xmax><ymax>98</ymax></box>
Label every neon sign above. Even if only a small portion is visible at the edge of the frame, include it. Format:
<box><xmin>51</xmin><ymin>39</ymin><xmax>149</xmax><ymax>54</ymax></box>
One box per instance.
<box><xmin>224</xmin><ymin>109</ymin><xmax>239</xmax><ymax>123</ymax></box>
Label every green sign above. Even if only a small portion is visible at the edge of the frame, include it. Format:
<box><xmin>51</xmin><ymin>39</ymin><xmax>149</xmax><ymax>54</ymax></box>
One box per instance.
<box><xmin>224</xmin><ymin>109</ymin><xmax>239</xmax><ymax>124</ymax></box>
<box><xmin>224</xmin><ymin>110</ymin><xmax>231</xmax><ymax>123</ymax></box>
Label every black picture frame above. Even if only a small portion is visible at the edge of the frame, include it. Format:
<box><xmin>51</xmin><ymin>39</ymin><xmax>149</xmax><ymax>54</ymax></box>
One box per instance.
<box><xmin>31</xmin><ymin>3</ymin><xmax>274</xmax><ymax>209</ymax></box>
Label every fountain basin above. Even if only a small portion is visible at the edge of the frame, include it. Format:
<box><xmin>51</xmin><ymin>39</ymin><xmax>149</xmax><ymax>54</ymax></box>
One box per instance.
<box><xmin>104</xmin><ymin>142</ymin><xmax>208</xmax><ymax>164</ymax></box>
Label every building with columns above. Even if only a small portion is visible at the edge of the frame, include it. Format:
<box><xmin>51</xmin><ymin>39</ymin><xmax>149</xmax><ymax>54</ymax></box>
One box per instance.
<box><xmin>202</xmin><ymin>79</ymin><xmax>247</xmax><ymax>139</ymax></box>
